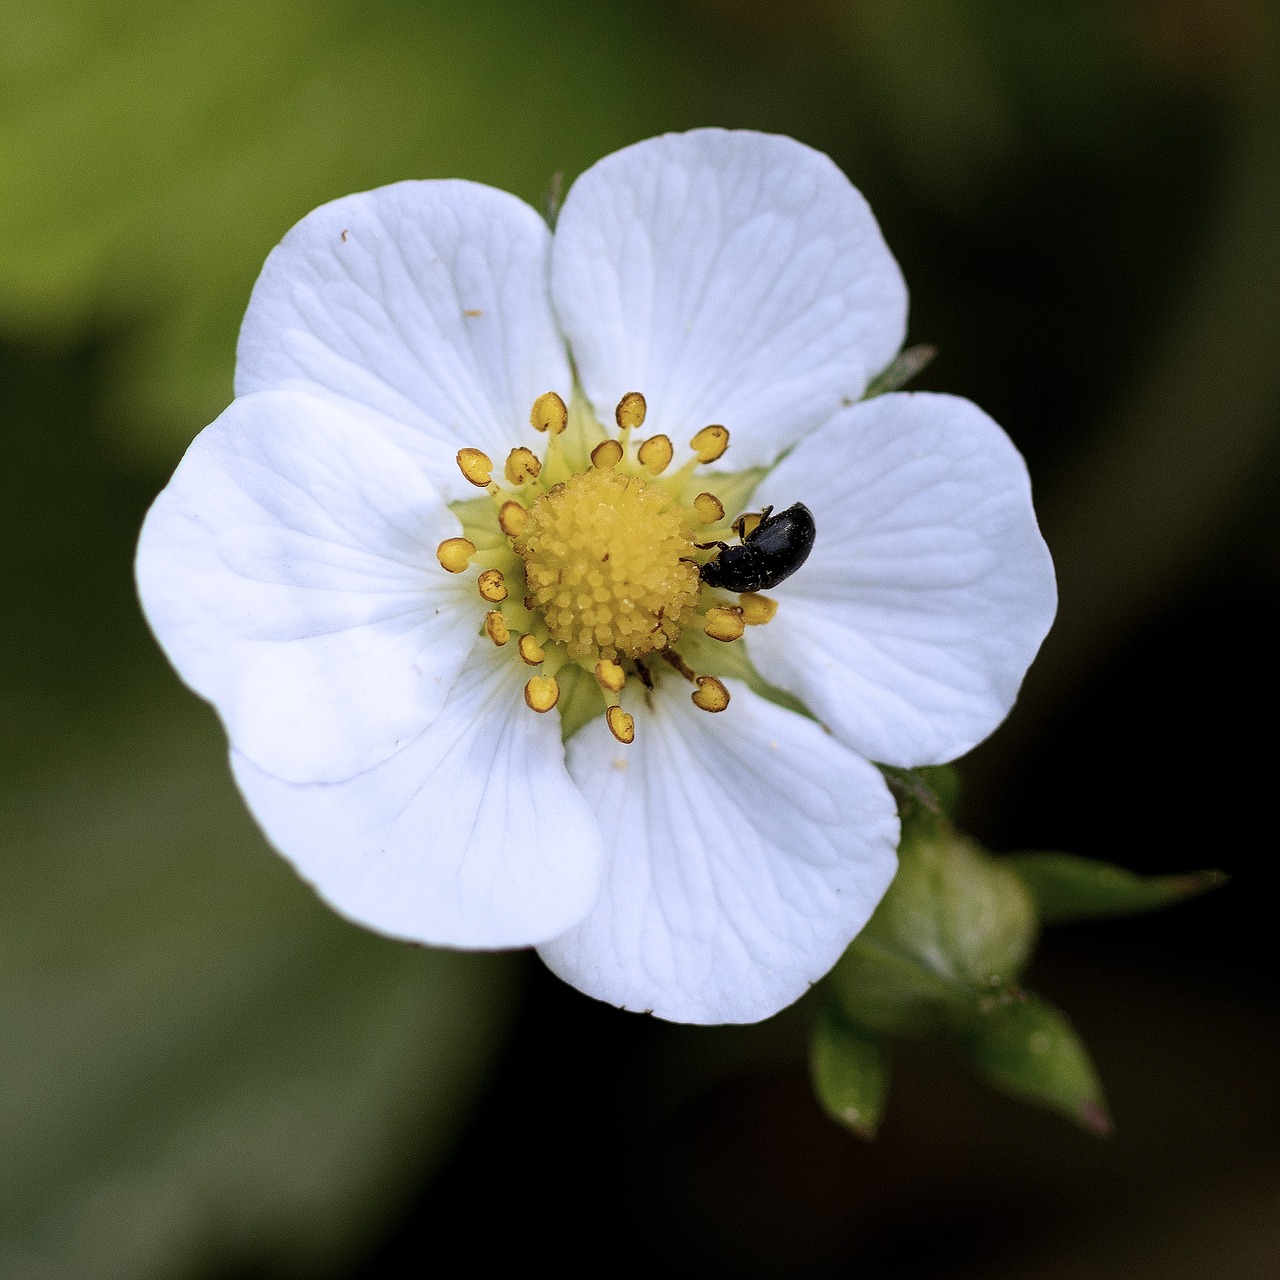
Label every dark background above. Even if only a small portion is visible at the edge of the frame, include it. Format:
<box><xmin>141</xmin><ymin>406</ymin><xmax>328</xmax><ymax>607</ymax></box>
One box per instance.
<box><xmin>2</xmin><ymin>1</ymin><xmax>1277</xmax><ymax>1276</ymax></box>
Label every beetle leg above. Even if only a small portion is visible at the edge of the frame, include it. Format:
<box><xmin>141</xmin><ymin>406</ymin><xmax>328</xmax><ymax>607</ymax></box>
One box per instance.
<box><xmin>694</xmin><ymin>540</ymin><xmax>730</xmax><ymax>552</ymax></box>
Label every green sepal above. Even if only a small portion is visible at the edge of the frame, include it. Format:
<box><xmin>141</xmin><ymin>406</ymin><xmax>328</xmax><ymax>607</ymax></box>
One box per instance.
<box><xmin>699</xmin><ymin>464</ymin><xmax>767</xmax><ymax>519</ymax></box>
<box><xmin>863</xmin><ymin>344</ymin><xmax>938</xmax><ymax>397</ymax></box>
<box><xmin>449</xmin><ymin>495</ymin><xmax>500</xmax><ymax>548</ymax></box>
<box><xmin>1008</xmin><ymin>852</ymin><xmax>1227</xmax><ymax>925</ymax></box>
<box><xmin>962</xmin><ymin>994</ymin><xmax>1112</xmax><ymax>1135</ymax></box>
<box><xmin>810</xmin><ymin>1007</ymin><xmax>888</xmax><ymax>1139</ymax></box>
<box><xmin>825</xmin><ymin>808</ymin><xmax>1036</xmax><ymax>1037</ymax></box>
<box><xmin>558</xmin><ymin>664</ymin><xmax>606</xmax><ymax>741</ymax></box>
<box><xmin>879</xmin><ymin>763</ymin><xmax>961</xmax><ymax>817</ymax></box>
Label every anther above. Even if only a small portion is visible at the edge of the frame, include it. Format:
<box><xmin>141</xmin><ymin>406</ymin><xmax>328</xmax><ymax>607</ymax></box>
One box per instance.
<box><xmin>505</xmin><ymin>447</ymin><xmax>542</xmax><ymax>485</ymax></box>
<box><xmin>690</xmin><ymin>425</ymin><xmax>730</xmax><ymax>464</ymax></box>
<box><xmin>693</xmin><ymin>492</ymin><xmax>725</xmax><ymax>524</ymax></box>
<box><xmin>606</xmin><ymin>705</ymin><xmax>635</xmax><ymax>745</ymax></box>
<box><xmin>703</xmin><ymin>606</ymin><xmax>746</xmax><ymax>643</ymax></box>
<box><xmin>692</xmin><ymin>675</ymin><xmax>731</xmax><ymax>712</ymax></box>
<box><xmin>498</xmin><ymin>501</ymin><xmax>529</xmax><ymax>537</ymax></box>
<box><xmin>591</xmin><ymin>439</ymin><xmax>624</xmax><ymax>469</ymax></box>
<box><xmin>739</xmin><ymin>592</ymin><xmax>778</xmax><ymax>625</ymax></box>
<box><xmin>518</xmin><ymin>634</ymin><xmax>546</xmax><ymax>666</ymax></box>
<box><xmin>615</xmin><ymin>391</ymin><xmax>647</xmax><ymax>431</ymax></box>
<box><xmin>457</xmin><ymin>448</ymin><xmax>493</xmax><ymax>487</ymax></box>
<box><xmin>524</xmin><ymin>675</ymin><xmax>560</xmax><ymax>713</ymax></box>
<box><xmin>736</xmin><ymin>511</ymin><xmax>763</xmax><ymax>539</ymax></box>
<box><xmin>595</xmin><ymin>659</ymin><xmax>626</xmax><ymax>693</ymax></box>
<box><xmin>484</xmin><ymin>610</ymin><xmax>510</xmax><ymax>645</ymax></box>
<box><xmin>637</xmin><ymin>434</ymin><xmax>673</xmax><ymax>475</ymax></box>
<box><xmin>477</xmin><ymin>568</ymin><xmax>508</xmax><ymax>603</ymax></box>
<box><xmin>436</xmin><ymin>537</ymin><xmax>476</xmax><ymax>573</ymax></box>
<box><xmin>531</xmin><ymin>391</ymin><xmax>568</xmax><ymax>435</ymax></box>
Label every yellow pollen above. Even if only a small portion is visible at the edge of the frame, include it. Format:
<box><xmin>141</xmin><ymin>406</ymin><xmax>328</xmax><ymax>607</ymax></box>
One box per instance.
<box><xmin>615</xmin><ymin>391</ymin><xmax>647</xmax><ymax>430</ymax></box>
<box><xmin>690</xmin><ymin>425</ymin><xmax>730</xmax><ymax>464</ymax></box>
<box><xmin>693</xmin><ymin>492</ymin><xmax>725</xmax><ymax>524</ymax></box>
<box><xmin>531</xmin><ymin>391</ymin><xmax>568</xmax><ymax>434</ymax></box>
<box><xmin>518</xmin><ymin>633</ymin><xmax>546</xmax><ymax>666</ymax></box>
<box><xmin>505</xmin><ymin>447</ymin><xmax>542</xmax><ymax>485</ymax></box>
<box><xmin>595</xmin><ymin>659</ymin><xmax>626</xmax><ymax>693</ymax></box>
<box><xmin>498</xmin><ymin>501</ymin><xmax>529</xmax><ymax>537</ymax></box>
<box><xmin>606</xmin><ymin>705</ymin><xmax>635</xmax><ymax>744</ymax></box>
<box><xmin>436</xmin><ymin>537</ymin><xmax>476</xmax><ymax>574</ymax></box>
<box><xmin>477</xmin><ymin>568</ymin><xmax>508</xmax><ymax>603</ymax></box>
<box><xmin>524</xmin><ymin>675</ymin><xmax>560</xmax><ymax>712</ymax></box>
<box><xmin>704</xmin><ymin>605</ymin><xmax>746</xmax><ymax>643</ymax></box>
<box><xmin>637</xmin><ymin>434</ymin><xmax>674</xmax><ymax>475</ymax></box>
<box><xmin>739</xmin><ymin>592</ymin><xmax>778</xmax><ymax>625</ymax></box>
<box><xmin>692</xmin><ymin>675</ymin><xmax>731</xmax><ymax>712</ymax></box>
<box><xmin>484</xmin><ymin>610</ymin><xmax>510</xmax><ymax>646</ymax></box>
<box><xmin>513</xmin><ymin>467</ymin><xmax>699</xmax><ymax>661</ymax></box>
<box><xmin>457</xmin><ymin>448</ymin><xmax>493</xmax><ymax>487</ymax></box>
<box><xmin>591</xmin><ymin>439</ymin><xmax>624</xmax><ymax>469</ymax></box>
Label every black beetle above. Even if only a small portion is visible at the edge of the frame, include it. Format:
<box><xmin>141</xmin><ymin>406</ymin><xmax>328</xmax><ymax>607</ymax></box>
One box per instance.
<box><xmin>698</xmin><ymin>502</ymin><xmax>816</xmax><ymax>593</ymax></box>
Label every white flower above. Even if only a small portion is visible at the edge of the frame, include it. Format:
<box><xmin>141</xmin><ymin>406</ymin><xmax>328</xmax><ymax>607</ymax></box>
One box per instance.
<box><xmin>136</xmin><ymin>130</ymin><xmax>1055</xmax><ymax>1025</ymax></box>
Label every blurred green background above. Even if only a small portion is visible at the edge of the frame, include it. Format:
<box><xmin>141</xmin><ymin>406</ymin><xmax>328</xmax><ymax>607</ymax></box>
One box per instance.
<box><xmin>2</xmin><ymin>0</ymin><xmax>1277</xmax><ymax>1276</ymax></box>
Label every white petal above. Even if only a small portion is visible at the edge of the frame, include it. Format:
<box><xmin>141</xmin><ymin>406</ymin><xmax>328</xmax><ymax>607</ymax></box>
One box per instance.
<box><xmin>136</xmin><ymin>389</ymin><xmax>478</xmax><ymax>785</ymax></box>
<box><xmin>232</xmin><ymin>640</ymin><xmax>603</xmax><ymax>948</ymax></box>
<box><xmin>538</xmin><ymin>679</ymin><xmax>899</xmax><ymax>1024</ymax></box>
<box><xmin>236</xmin><ymin>180</ymin><xmax>571</xmax><ymax>501</ymax></box>
<box><xmin>749</xmin><ymin>392</ymin><xmax>1057</xmax><ymax>767</ymax></box>
<box><xmin>551</xmin><ymin>129</ymin><xmax>907</xmax><ymax>471</ymax></box>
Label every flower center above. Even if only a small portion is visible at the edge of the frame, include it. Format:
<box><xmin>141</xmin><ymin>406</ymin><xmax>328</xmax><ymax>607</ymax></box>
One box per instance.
<box><xmin>437</xmin><ymin>390</ymin><xmax>789</xmax><ymax>744</ymax></box>
<box><xmin>514</xmin><ymin>468</ymin><xmax>699</xmax><ymax>661</ymax></box>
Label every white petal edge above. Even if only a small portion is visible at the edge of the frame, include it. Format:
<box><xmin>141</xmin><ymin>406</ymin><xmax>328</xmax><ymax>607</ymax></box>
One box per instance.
<box><xmin>231</xmin><ymin>639</ymin><xmax>603</xmax><ymax>949</ymax></box>
<box><xmin>551</xmin><ymin>128</ymin><xmax>907</xmax><ymax>472</ymax></box>
<box><xmin>235</xmin><ymin>179</ymin><xmax>571</xmax><ymax>502</ymax></box>
<box><xmin>136</xmin><ymin>389</ymin><xmax>479</xmax><ymax>785</ymax></box>
<box><xmin>749</xmin><ymin>392</ymin><xmax>1057</xmax><ymax>768</ymax></box>
<box><xmin>538</xmin><ymin>678</ymin><xmax>899</xmax><ymax>1024</ymax></box>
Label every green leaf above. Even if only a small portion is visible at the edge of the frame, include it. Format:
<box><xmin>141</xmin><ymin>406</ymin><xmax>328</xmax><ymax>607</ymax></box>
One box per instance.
<box><xmin>810</xmin><ymin>1008</ymin><xmax>887</xmax><ymax>1139</ymax></box>
<box><xmin>825</xmin><ymin>811</ymin><xmax>1036</xmax><ymax>1036</ymax></box>
<box><xmin>1008</xmin><ymin>852</ymin><xmax>1227</xmax><ymax>924</ymax></box>
<box><xmin>0</xmin><ymin>682</ymin><xmax>516</xmax><ymax>1277</ymax></box>
<box><xmin>963</xmin><ymin>994</ymin><xmax>1112</xmax><ymax>1136</ymax></box>
<box><xmin>0</xmin><ymin>0</ymin><xmax>765</xmax><ymax>464</ymax></box>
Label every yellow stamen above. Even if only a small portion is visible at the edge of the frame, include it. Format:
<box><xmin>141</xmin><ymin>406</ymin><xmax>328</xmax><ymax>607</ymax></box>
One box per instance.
<box><xmin>739</xmin><ymin>592</ymin><xmax>778</xmax><ymax>625</ymax></box>
<box><xmin>703</xmin><ymin>605</ymin><xmax>746</xmax><ymax>643</ymax></box>
<box><xmin>637</xmin><ymin>434</ymin><xmax>674</xmax><ymax>475</ymax></box>
<box><xmin>692</xmin><ymin>492</ymin><xmax>725</xmax><ymax>524</ymax></box>
<box><xmin>484</xmin><ymin>610</ymin><xmax>510</xmax><ymax>645</ymax></box>
<box><xmin>524</xmin><ymin>675</ymin><xmax>560</xmax><ymax>712</ymax></box>
<box><xmin>457</xmin><ymin>448</ymin><xmax>493</xmax><ymax>487</ymax></box>
<box><xmin>518</xmin><ymin>633</ymin><xmax>546</xmax><ymax>666</ymax></box>
<box><xmin>477</xmin><ymin>568</ymin><xmax>508</xmax><ymax>603</ymax></box>
<box><xmin>736</xmin><ymin>511</ymin><xmax>763</xmax><ymax>539</ymax></box>
<box><xmin>531</xmin><ymin>391</ymin><xmax>568</xmax><ymax>435</ymax></box>
<box><xmin>606</xmin><ymin>705</ymin><xmax>635</xmax><ymax>744</ymax></box>
<box><xmin>436</xmin><ymin>537</ymin><xmax>476</xmax><ymax>573</ymax></box>
<box><xmin>615</xmin><ymin>391</ymin><xmax>647</xmax><ymax>431</ymax></box>
<box><xmin>498</xmin><ymin>501</ymin><xmax>529</xmax><ymax>537</ymax></box>
<box><xmin>690</xmin><ymin>425</ymin><xmax>729</xmax><ymax>464</ymax></box>
<box><xmin>591</xmin><ymin>439</ymin><xmax>624</xmax><ymax>469</ymax></box>
<box><xmin>692</xmin><ymin>675</ymin><xmax>731</xmax><ymax>712</ymax></box>
<box><xmin>504</xmin><ymin>447</ymin><xmax>542</xmax><ymax>485</ymax></box>
<box><xmin>595</xmin><ymin>659</ymin><xmax>626</xmax><ymax>693</ymax></box>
